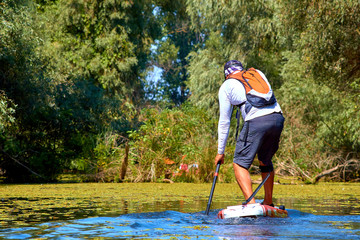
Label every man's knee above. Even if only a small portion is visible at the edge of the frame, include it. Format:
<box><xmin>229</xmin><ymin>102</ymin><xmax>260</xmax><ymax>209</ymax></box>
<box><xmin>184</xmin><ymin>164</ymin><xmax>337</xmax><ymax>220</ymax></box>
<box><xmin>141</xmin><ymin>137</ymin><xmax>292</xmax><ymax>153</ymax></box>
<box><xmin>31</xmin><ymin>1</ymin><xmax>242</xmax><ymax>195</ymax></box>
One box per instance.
<box><xmin>259</xmin><ymin>164</ymin><xmax>274</xmax><ymax>173</ymax></box>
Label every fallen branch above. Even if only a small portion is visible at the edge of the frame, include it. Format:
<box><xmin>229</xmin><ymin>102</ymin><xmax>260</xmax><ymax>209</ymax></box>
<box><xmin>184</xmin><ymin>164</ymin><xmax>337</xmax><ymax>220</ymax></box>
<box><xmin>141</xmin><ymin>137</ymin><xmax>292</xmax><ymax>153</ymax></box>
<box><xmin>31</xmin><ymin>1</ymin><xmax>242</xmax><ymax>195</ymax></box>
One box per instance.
<box><xmin>312</xmin><ymin>159</ymin><xmax>359</xmax><ymax>183</ymax></box>
<box><xmin>252</xmin><ymin>179</ymin><xmax>279</xmax><ymax>185</ymax></box>
<box><xmin>162</xmin><ymin>178</ymin><xmax>174</xmax><ymax>184</ymax></box>
<box><xmin>1</xmin><ymin>150</ymin><xmax>44</xmax><ymax>179</ymax></box>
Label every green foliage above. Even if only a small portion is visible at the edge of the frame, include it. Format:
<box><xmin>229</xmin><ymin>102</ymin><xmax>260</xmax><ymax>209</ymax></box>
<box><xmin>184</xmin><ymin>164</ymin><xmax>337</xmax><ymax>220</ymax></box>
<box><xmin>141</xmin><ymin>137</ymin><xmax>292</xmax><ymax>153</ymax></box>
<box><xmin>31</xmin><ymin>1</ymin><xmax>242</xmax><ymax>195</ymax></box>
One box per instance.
<box><xmin>300</xmin><ymin>1</ymin><xmax>359</xmax><ymax>93</ymax></box>
<box><xmin>150</xmin><ymin>0</ymin><xmax>198</xmax><ymax>105</ymax></box>
<box><xmin>276</xmin><ymin>0</ymin><xmax>360</xmax><ymax>173</ymax></box>
<box><xmin>0</xmin><ymin>0</ymin><xmax>59</xmax><ymax>182</ymax></box>
<box><xmin>186</xmin><ymin>32</ymin><xmax>225</xmax><ymax>116</ymax></box>
<box><xmin>128</xmin><ymin>104</ymin><xmax>217</xmax><ymax>182</ymax></box>
<box><xmin>0</xmin><ymin>0</ymin><xmax>359</xmax><ymax>183</ymax></box>
<box><xmin>0</xmin><ymin>0</ymin><xmax>142</xmax><ymax>182</ymax></box>
<box><xmin>0</xmin><ymin>91</ymin><xmax>16</xmax><ymax>133</ymax></box>
<box><xmin>277</xmin><ymin>49</ymin><xmax>360</xmax><ymax>180</ymax></box>
<box><xmin>41</xmin><ymin>0</ymin><xmax>161</xmax><ymax>99</ymax></box>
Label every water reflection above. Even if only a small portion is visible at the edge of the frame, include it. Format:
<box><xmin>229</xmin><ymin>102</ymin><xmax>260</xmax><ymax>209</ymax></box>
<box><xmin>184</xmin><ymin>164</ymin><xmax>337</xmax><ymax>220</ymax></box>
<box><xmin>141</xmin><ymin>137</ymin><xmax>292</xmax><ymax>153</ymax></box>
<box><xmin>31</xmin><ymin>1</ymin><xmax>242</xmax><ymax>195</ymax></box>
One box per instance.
<box><xmin>0</xmin><ymin>210</ymin><xmax>359</xmax><ymax>239</ymax></box>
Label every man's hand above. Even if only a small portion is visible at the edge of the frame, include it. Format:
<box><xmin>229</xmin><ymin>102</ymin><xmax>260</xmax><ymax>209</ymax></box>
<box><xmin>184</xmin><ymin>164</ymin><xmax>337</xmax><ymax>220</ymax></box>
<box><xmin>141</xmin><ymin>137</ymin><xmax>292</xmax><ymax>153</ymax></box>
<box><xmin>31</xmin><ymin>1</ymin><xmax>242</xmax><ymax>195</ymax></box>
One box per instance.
<box><xmin>215</xmin><ymin>154</ymin><xmax>225</xmax><ymax>165</ymax></box>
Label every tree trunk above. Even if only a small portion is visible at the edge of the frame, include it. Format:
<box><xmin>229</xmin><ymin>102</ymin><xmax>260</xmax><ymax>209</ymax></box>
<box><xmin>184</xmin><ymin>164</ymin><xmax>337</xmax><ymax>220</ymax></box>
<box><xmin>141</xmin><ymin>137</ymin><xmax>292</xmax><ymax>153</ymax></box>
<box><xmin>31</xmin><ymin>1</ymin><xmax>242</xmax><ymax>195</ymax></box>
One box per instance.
<box><xmin>120</xmin><ymin>143</ymin><xmax>129</xmax><ymax>181</ymax></box>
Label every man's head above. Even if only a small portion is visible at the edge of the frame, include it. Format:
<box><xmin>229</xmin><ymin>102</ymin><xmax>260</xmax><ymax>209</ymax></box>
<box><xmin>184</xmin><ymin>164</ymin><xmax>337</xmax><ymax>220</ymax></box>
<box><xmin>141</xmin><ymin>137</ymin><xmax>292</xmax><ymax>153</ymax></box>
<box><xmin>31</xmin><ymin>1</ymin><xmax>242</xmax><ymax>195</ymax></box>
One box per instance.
<box><xmin>224</xmin><ymin>60</ymin><xmax>243</xmax><ymax>79</ymax></box>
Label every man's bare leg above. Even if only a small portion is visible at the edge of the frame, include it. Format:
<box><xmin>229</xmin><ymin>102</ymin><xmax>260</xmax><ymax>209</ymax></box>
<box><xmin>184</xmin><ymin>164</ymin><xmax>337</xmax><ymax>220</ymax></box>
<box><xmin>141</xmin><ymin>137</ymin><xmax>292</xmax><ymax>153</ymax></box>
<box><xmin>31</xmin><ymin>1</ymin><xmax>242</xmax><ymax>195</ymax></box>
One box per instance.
<box><xmin>261</xmin><ymin>170</ymin><xmax>274</xmax><ymax>205</ymax></box>
<box><xmin>233</xmin><ymin>162</ymin><xmax>255</xmax><ymax>204</ymax></box>
<box><xmin>259</xmin><ymin>160</ymin><xmax>274</xmax><ymax>205</ymax></box>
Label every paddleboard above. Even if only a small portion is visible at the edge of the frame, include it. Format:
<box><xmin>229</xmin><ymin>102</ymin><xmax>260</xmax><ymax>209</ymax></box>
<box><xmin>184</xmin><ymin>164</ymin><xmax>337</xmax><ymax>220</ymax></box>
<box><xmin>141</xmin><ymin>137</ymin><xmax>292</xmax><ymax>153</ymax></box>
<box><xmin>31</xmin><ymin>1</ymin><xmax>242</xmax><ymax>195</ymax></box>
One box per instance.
<box><xmin>217</xmin><ymin>203</ymin><xmax>288</xmax><ymax>219</ymax></box>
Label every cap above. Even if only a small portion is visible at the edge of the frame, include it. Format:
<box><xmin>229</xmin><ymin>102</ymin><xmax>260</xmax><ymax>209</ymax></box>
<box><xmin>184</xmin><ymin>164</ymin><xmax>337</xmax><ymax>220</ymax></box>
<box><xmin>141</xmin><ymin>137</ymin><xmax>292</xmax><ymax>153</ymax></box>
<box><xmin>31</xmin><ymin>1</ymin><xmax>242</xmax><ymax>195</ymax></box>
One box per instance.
<box><xmin>224</xmin><ymin>60</ymin><xmax>243</xmax><ymax>79</ymax></box>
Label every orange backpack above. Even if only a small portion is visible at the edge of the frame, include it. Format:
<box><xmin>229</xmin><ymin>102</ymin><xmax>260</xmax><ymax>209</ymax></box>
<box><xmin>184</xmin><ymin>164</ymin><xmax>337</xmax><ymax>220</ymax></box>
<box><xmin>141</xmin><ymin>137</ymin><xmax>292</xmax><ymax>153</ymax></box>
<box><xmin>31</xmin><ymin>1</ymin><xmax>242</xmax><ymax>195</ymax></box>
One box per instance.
<box><xmin>227</xmin><ymin>68</ymin><xmax>276</xmax><ymax>109</ymax></box>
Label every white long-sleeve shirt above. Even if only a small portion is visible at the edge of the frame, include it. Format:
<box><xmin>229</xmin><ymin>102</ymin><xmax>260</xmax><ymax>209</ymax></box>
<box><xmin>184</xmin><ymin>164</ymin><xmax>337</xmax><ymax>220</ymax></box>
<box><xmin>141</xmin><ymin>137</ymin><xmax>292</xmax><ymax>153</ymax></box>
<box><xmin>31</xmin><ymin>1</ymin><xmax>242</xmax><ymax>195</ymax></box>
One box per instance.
<box><xmin>217</xmin><ymin>70</ymin><xmax>282</xmax><ymax>154</ymax></box>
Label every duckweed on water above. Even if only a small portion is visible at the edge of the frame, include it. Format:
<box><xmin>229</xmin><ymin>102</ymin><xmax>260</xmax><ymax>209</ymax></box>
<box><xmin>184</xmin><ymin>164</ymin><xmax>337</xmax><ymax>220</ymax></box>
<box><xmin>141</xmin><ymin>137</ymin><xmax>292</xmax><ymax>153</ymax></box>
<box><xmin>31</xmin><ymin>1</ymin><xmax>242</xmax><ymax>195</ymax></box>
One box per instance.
<box><xmin>0</xmin><ymin>178</ymin><xmax>359</xmax><ymax>229</ymax></box>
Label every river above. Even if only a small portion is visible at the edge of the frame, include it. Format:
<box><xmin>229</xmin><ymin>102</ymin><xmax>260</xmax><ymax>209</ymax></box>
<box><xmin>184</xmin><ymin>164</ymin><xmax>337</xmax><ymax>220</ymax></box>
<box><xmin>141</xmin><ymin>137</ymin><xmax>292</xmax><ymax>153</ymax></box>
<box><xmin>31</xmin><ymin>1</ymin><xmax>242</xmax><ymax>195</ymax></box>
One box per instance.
<box><xmin>0</xmin><ymin>182</ymin><xmax>359</xmax><ymax>239</ymax></box>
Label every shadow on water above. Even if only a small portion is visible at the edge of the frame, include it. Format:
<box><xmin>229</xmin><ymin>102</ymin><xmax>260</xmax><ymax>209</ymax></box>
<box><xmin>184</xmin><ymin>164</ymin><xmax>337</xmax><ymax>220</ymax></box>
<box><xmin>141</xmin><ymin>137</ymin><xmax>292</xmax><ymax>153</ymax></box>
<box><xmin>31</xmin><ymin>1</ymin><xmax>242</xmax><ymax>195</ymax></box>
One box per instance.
<box><xmin>0</xmin><ymin>198</ymin><xmax>360</xmax><ymax>239</ymax></box>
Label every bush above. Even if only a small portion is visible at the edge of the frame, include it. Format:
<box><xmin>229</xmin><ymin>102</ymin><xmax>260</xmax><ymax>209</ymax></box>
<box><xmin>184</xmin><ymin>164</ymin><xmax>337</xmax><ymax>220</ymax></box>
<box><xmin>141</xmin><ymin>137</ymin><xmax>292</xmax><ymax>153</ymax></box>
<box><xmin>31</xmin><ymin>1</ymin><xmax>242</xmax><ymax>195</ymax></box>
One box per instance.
<box><xmin>127</xmin><ymin>104</ymin><xmax>218</xmax><ymax>183</ymax></box>
<box><xmin>275</xmin><ymin>52</ymin><xmax>360</xmax><ymax>181</ymax></box>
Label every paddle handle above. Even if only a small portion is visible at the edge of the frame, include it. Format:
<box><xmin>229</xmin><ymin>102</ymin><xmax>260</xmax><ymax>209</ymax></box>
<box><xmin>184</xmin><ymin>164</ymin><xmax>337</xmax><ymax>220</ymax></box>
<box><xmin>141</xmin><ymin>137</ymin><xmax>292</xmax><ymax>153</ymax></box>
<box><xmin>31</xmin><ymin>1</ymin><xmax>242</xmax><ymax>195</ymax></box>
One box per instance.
<box><xmin>205</xmin><ymin>163</ymin><xmax>221</xmax><ymax>215</ymax></box>
<box><xmin>242</xmin><ymin>172</ymin><xmax>271</xmax><ymax>205</ymax></box>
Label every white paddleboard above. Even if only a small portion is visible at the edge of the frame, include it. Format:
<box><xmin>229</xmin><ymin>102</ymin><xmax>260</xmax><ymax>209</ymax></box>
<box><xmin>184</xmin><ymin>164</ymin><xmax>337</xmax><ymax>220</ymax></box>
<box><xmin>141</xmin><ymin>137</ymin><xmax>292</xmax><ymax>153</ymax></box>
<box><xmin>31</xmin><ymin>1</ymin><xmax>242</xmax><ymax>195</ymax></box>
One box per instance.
<box><xmin>217</xmin><ymin>203</ymin><xmax>288</xmax><ymax>219</ymax></box>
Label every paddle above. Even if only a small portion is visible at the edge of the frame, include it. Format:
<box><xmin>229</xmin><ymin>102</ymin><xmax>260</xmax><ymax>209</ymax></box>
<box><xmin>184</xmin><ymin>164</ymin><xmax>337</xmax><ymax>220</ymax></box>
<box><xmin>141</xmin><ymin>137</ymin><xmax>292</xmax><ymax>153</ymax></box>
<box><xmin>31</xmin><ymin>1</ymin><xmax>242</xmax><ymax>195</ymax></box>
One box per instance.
<box><xmin>205</xmin><ymin>162</ymin><xmax>221</xmax><ymax>215</ymax></box>
<box><xmin>242</xmin><ymin>172</ymin><xmax>271</xmax><ymax>205</ymax></box>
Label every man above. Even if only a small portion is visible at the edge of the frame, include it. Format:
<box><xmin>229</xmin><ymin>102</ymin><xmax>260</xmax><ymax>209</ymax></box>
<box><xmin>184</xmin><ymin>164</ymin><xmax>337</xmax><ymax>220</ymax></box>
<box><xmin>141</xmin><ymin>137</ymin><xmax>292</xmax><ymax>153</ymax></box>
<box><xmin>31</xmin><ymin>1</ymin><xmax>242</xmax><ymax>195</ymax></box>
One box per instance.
<box><xmin>215</xmin><ymin>60</ymin><xmax>284</xmax><ymax>206</ymax></box>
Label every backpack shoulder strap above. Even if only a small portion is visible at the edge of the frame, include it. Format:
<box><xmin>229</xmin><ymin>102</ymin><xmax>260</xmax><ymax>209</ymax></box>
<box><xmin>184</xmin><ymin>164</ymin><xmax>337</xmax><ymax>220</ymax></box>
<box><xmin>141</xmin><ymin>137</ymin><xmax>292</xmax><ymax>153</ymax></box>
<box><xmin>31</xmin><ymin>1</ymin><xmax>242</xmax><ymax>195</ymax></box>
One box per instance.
<box><xmin>235</xmin><ymin>105</ymin><xmax>241</xmax><ymax>141</ymax></box>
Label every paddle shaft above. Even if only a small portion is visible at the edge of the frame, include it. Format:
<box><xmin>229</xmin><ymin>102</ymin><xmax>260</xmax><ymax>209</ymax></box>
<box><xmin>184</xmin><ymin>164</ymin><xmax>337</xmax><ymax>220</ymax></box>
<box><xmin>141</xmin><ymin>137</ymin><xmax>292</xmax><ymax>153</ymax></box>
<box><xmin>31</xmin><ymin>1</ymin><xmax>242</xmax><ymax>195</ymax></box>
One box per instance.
<box><xmin>205</xmin><ymin>163</ymin><xmax>221</xmax><ymax>215</ymax></box>
<box><xmin>242</xmin><ymin>172</ymin><xmax>271</xmax><ymax>205</ymax></box>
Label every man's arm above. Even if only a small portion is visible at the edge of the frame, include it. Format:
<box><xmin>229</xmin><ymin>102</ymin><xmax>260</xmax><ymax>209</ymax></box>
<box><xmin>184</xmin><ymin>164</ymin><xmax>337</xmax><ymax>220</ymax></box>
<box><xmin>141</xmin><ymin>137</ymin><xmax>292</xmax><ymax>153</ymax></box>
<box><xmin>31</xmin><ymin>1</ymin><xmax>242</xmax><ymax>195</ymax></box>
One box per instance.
<box><xmin>217</xmin><ymin>85</ymin><xmax>233</xmax><ymax>155</ymax></box>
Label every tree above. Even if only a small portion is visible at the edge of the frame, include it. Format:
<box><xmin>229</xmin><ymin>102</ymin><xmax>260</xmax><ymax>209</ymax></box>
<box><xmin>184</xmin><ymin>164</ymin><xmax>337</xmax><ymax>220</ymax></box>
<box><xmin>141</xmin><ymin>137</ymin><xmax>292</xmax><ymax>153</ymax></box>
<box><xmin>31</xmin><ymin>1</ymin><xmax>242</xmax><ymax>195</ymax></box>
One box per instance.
<box><xmin>0</xmin><ymin>0</ymin><xmax>161</xmax><ymax>182</ymax></box>
<box><xmin>150</xmin><ymin>0</ymin><xmax>198</xmax><ymax>105</ymax></box>
<box><xmin>278</xmin><ymin>0</ymin><xmax>360</xmax><ymax>154</ymax></box>
<box><xmin>0</xmin><ymin>0</ymin><xmax>61</xmax><ymax>182</ymax></box>
<box><xmin>40</xmin><ymin>0</ymin><xmax>161</xmax><ymax>101</ymax></box>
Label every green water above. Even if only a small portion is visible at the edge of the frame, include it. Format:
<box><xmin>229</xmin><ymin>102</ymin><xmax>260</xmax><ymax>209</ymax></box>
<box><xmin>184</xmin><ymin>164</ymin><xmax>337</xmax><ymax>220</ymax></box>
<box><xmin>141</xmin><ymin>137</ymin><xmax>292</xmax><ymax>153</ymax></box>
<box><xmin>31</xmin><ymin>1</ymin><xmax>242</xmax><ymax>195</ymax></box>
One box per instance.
<box><xmin>1</xmin><ymin>182</ymin><xmax>359</xmax><ymax>229</ymax></box>
<box><xmin>0</xmin><ymin>182</ymin><xmax>359</xmax><ymax>239</ymax></box>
